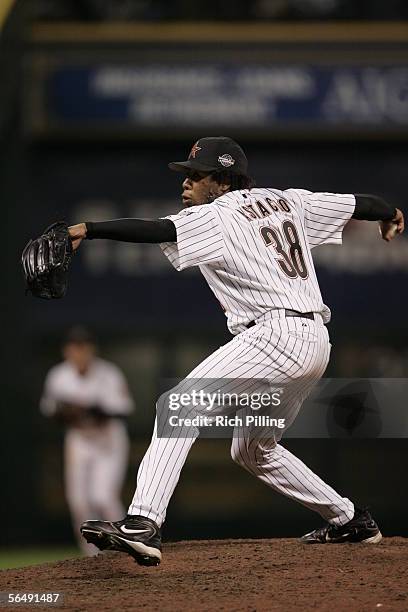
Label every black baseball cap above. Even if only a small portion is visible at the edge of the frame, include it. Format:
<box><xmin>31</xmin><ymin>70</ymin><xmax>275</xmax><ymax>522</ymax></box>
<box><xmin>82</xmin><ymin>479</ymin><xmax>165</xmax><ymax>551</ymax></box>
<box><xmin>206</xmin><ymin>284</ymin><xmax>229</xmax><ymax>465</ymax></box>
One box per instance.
<box><xmin>168</xmin><ymin>136</ymin><xmax>248</xmax><ymax>175</ymax></box>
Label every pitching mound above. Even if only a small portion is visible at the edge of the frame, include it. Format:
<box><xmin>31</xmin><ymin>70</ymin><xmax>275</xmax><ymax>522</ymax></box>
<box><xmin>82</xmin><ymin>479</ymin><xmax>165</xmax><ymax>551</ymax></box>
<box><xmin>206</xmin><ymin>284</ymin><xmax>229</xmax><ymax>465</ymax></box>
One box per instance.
<box><xmin>1</xmin><ymin>538</ymin><xmax>407</xmax><ymax>611</ymax></box>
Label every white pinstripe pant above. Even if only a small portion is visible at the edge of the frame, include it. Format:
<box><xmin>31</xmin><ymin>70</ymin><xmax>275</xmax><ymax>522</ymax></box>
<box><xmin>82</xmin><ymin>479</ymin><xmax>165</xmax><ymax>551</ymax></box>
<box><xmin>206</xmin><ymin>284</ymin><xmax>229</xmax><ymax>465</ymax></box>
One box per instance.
<box><xmin>129</xmin><ymin>313</ymin><xmax>354</xmax><ymax>527</ymax></box>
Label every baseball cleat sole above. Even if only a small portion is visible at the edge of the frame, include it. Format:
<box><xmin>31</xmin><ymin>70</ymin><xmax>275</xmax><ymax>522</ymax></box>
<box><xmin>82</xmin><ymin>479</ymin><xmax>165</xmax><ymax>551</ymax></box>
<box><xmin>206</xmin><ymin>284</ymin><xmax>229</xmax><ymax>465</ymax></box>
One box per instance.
<box><xmin>361</xmin><ymin>531</ymin><xmax>383</xmax><ymax>544</ymax></box>
<box><xmin>81</xmin><ymin>527</ymin><xmax>162</xmax><ymax>566</ymax></box>
<box><xmin>300</xmin><ymin>529</ymin><xmax>383</xmax><ymax>544</ymax></box>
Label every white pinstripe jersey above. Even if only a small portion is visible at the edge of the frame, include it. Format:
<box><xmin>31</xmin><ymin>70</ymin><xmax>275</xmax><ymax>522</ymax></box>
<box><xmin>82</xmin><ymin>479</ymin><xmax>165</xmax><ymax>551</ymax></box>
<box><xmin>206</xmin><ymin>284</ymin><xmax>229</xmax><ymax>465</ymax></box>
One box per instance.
<box><xmin>40</xmin><ymin>358</ymin><xmax>134</xmax><ymax>417</ymax></box>
<box><xmin>161</xmin><ymin>188</ymin><xmax>355</xmax><ymax>335</ymax></box>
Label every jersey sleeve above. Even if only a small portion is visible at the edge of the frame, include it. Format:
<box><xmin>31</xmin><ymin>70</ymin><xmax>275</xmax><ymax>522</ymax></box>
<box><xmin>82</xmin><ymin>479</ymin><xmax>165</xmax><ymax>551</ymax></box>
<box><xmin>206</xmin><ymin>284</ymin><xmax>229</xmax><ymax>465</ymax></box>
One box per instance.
<box><xmin>159</xmin><ymin>205</ymin><xmax>224</xmax><ymax>271</ymax></box>
<box><xmin>98</xmin><ymin>365</ymin><xmax>134</xmax><ymax>415</ymax></box>
<box><xmin>39</xmin><ymin>370</ymin><xmax>59</xmax><ymax>416</ymax></box>
<box><xmin>289</xmin><ymin>189</ymin><xmax>356</xmax><ymax>249</ymax></box>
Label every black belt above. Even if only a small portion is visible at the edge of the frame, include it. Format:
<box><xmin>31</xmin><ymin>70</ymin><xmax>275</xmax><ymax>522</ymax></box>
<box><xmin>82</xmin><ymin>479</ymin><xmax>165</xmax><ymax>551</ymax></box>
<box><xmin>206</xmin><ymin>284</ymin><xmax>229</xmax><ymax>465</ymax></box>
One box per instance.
<box><xmin>247</xmin><ymin>310</ymin><xmax>314</xmax><ymax>329</ymax></box>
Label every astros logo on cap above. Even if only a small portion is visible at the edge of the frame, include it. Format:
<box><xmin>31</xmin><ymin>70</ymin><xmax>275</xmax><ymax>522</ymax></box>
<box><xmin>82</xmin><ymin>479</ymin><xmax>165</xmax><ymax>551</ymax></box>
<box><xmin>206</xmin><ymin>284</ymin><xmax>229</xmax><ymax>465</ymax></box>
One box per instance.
<box><xmin>189</xmin><ymin>142</ymin><xmax>202</xmax><ymax>159</ymax></box>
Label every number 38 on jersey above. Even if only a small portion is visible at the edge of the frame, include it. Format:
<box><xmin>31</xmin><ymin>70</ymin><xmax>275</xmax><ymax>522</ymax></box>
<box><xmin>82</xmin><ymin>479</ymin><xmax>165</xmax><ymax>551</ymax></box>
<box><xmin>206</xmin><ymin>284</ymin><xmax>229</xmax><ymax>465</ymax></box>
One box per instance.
<box><xmin>260</xmin><ymin>220</ymin><xmax>309</xmax><ymax>280</ymax></box>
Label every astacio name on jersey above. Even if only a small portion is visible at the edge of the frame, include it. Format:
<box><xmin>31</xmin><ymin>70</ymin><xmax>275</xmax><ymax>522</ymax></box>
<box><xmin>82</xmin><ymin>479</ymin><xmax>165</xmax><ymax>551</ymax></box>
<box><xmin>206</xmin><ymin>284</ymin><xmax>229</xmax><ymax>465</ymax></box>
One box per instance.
<box><xmin>238</xmin><ymin>195</ymin><xmax>291</xmax><ymax>222</ymax></box>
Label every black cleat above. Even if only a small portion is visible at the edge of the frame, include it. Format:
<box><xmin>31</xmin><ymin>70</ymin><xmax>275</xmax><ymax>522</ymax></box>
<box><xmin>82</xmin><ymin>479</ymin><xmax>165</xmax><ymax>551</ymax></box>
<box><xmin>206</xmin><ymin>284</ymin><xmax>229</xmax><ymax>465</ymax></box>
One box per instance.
<box><xmin>300</xmin><ymin>508</ymin><xmax>382</xmax><ymax>544</ymax></box>
<box><xmin>80</xmin><ymin>515</ymin><xmax>162</xmax><ymax>566</ymax></box>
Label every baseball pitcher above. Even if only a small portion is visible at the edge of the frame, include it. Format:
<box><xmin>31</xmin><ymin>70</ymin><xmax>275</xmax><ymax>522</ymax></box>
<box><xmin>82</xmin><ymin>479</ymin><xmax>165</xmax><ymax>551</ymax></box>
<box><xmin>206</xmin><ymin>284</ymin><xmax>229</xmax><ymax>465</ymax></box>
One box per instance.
<box><xmin>66</xmin><ymin>137</ymin><xmax>403</xmax><ymax>565</ymax></box>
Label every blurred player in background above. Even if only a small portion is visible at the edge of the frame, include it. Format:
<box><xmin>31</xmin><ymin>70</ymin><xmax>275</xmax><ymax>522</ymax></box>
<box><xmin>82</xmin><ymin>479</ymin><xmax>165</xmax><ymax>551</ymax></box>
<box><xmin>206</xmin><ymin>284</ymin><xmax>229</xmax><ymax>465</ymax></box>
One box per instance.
<box><xmin>40</xmin><ymin>326</ymin><xmax>134</xmax><ymax>555</ymax></box>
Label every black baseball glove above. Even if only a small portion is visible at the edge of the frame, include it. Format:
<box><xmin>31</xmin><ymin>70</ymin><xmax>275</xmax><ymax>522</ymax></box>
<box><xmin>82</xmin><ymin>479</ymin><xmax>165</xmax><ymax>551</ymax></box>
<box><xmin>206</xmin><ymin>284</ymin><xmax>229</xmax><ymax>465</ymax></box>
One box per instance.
<box><xmin>21</xmin><ymin>222</ymin><xmax>74</xmax><ymax>299</ymax></box>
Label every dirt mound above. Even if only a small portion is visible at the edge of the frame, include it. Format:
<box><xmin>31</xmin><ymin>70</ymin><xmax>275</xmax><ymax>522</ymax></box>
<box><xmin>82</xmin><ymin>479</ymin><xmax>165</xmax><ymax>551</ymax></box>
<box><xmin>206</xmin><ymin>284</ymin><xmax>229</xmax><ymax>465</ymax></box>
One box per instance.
<box><xmin>1</xmin><ymin>538</ymin><xmax>407</xmax><ymax>611</ymax></box>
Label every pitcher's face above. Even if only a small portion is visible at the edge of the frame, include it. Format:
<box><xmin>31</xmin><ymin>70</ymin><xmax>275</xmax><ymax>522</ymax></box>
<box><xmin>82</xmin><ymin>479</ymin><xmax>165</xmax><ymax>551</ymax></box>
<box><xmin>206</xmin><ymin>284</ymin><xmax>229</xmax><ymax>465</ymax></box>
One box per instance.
<box><xmin>181</xmin><ymin>171</ymin><xmax>229</xmax><ymax>207</ymax></box>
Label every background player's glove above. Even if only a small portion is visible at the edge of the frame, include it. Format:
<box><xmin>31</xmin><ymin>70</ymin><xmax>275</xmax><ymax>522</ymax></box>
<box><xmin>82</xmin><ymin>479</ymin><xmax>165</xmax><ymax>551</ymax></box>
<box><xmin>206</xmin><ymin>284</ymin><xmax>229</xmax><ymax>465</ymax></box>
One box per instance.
<box><xmin>54</xmin><ymin>403</ymin><xmax>111</xmax><ymax>428</ymax></box>
<box><xmin>54</xmin><ymin>402</ymin><xmax>86</xmax><ymax>427</ymax></box>
<box><xmin>21</xmin><ymin>221</ymin><xmax>73</xmax><ymax>299</ymax></box>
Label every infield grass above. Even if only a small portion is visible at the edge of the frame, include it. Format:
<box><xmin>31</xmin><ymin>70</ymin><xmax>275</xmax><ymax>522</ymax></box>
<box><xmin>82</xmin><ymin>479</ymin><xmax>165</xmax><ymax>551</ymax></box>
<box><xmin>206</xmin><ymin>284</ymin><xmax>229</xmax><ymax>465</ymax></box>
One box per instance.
<box><xmin>0</xmin><ymin>548</ymin><xmax>80</xmax><ymax>569</ymax></box>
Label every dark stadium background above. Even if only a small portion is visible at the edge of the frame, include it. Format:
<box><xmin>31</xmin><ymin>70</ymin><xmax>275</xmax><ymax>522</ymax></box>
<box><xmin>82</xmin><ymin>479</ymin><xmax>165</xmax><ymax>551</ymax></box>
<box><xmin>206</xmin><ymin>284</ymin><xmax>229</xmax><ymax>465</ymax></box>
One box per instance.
<box><xmin>2</xmin><ymin>1</ymin><xmax>407</xmax><ymax>559</ymax></box>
